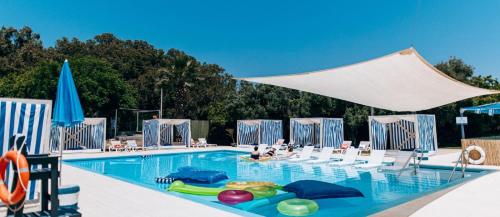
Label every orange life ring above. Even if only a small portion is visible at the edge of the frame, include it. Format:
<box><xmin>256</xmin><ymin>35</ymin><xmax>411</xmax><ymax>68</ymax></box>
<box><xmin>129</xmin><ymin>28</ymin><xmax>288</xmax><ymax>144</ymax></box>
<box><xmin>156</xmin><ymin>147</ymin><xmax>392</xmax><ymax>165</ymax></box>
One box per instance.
<box><xmin>0</xmin><ymin>151</ymin><xmax>30</xmax><ymax>205</ymax></box>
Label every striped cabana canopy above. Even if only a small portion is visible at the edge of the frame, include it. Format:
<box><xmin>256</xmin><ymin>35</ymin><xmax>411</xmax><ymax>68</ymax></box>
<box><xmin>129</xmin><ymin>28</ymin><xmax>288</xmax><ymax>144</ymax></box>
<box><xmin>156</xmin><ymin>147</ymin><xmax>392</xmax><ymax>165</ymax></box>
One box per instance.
<box><xmin>143</xmin><ymin>119</ymin><xmax>191</xmax><ymax>148</ymax></box>
<box><xmin>237</xmin><ymin>120</ymin><xmax>283</xmax><ymax>146</ymax></box>
<box><xmin>50</xmin><ymin>118</ymin><xmax>106</xmax><ymax>152</ymax></box>
<box><xmin>0</xmin><ymin>98</ymin><xmax>52</xmax><ymax>200</ymax></box>
<box><xmin>238</xmin><ymin>48</ymin><xmax>499</xmax><ymax>112</ymax></box>
<box><xmin>290</xmin><ymin>118</ymin><xmax>344</xmax><ymax>148</ymax></box>
<box><xmin>369</xmin><ymin>114</ymin><xmax>437</xmax><ymax>152</ymax></box>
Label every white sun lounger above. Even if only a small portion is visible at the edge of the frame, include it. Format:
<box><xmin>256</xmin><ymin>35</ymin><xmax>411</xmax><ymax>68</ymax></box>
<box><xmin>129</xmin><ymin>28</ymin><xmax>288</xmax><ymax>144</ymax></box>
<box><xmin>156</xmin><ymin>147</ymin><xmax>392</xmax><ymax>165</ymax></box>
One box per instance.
<box><xmin>306</xmin><ymin>147</ymin><xmax>335</xmax><ymax>164</ymax></box>
<box><xmin>329</xmin><ymin>148</ymin><xmax>359</xmax><ymax>166</ymax></box>
<box><xmin>257</xmin><ymin>144</ymin><xmax>268</xmax><ymax>155</ymax></box>
<box><xmin>354</xmin><ymin>150</ymin><xmax>386</xmax><ymax>169</ymax></box>
<box><xmin>125</xmin><ymin>140</ymin><xmax>142</xmax><ymax>151</ymax></box>
<box><xmin>109</xmin><ymin>140</ymin><xmax>124</xmax><ymax>152</ymax></box>
<box><xmin>289</xmin><ymin>146</ymin><xmax>314</xmax><ymax>162</ymax></box>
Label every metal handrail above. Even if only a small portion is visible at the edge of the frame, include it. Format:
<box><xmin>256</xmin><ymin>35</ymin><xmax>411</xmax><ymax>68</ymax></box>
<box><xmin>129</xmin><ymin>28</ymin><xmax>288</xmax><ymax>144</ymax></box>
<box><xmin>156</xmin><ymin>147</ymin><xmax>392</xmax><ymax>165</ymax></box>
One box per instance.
<box><xmin>448</xmin><ymin>149</ymin><xmax>469</xmax><ymax>182</ymax></box>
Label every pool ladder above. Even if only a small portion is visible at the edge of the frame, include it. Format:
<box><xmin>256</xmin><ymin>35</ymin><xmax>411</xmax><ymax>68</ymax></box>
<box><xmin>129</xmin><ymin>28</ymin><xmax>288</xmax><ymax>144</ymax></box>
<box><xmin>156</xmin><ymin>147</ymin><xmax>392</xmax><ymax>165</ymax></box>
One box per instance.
<box><xmin>397</xmin><ymin>149</ymin><xmax>424</xmax><ymax>177</ymax></box>
<box><xmin>447</xmin><ymin>149</ymin><xmax>469</xmax><ymax>183</ymax></box>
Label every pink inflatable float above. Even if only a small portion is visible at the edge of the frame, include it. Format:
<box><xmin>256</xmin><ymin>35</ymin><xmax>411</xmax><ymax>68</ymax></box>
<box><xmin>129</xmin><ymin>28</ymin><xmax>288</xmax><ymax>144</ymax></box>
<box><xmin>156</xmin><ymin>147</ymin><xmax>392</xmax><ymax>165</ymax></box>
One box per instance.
<box><xmin>217</xmin><ymin>190</ymin><xmax>253</xmax><ymax>204</ymax></box>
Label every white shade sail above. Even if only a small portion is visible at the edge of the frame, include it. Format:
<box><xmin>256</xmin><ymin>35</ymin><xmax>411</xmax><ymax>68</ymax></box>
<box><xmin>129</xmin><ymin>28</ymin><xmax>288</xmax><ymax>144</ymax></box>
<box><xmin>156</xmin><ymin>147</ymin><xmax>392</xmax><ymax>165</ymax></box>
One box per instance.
<box><xmin>238</xmin><ymin>48</ymin><xmax>499</xmax><ymax>112</ymax></box>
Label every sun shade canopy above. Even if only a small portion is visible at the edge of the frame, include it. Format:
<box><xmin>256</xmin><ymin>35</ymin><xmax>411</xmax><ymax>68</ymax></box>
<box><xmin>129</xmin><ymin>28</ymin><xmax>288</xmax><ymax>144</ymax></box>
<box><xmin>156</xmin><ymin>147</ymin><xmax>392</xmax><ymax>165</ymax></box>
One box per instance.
<box><xmin>238</xmin><ymin>48</ymin><xmax>499</xmax><ymax>112</ymax></box>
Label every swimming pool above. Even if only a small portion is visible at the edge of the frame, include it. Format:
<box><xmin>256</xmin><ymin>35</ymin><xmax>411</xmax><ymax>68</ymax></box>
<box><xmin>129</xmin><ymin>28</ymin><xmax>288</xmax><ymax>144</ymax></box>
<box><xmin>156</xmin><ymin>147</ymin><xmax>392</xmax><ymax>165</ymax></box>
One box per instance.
<box><xmin>66</xmin><ymin>150</ymin><xmax>485</xmax><ymax>216</ymax></box>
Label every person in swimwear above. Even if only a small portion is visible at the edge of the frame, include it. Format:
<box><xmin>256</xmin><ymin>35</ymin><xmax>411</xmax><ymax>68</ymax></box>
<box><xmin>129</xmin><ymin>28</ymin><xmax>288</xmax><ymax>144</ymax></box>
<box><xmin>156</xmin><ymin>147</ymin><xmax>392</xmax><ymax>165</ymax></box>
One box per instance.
<box><xmin>250</xmin><ymin>146</ymin><xmax>260</xmax><ymax>160</ymax></box>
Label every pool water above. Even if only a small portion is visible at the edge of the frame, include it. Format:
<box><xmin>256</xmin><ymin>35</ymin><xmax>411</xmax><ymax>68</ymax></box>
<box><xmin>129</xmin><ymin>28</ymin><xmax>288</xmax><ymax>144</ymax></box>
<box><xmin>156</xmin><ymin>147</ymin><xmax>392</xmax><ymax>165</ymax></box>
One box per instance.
<box><xmin>66</xmin><ymin>151</ymin><xmax>484</xmax><ymax>216</ymax></box>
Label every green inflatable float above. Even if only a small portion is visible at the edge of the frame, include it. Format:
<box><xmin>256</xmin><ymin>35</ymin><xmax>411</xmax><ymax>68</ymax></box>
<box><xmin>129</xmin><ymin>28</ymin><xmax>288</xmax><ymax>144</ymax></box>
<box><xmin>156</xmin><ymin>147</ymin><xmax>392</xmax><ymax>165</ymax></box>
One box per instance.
<box><xmin>167</xmin><ymin>180</ymin><xmax>225</xmax><ymax>196</ymax></box>
<box><xmin>277</xmin><ymin>198</ymin><xmax>319</xmax><ymax>216</ymax></box>
<box><xmin>244</xmin><ymin>186</ymin><xmax>277</xmax><ymax>199</ymax></box>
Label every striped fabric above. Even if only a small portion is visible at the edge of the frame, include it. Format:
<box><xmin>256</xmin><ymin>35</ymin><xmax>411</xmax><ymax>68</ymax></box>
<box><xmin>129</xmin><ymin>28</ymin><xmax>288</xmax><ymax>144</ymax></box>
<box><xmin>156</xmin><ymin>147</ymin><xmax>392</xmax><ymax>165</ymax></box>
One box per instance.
<box><xmin>237</xmin><ymin>120</ymin><xmax>283</xmax><ymax>145</ymax></box>
<box><xmin>260</xmin><ymin>120</ymin><xmax>283</xmax><ymax>145</ymax></box>
<box><xmin>370</xmin><ymin>119</ymin><xmax>387</xmax><ymax>150</ymax></box>
<box><xmin>322</xmin><ymin>118</ymin><xmax>344</xmax><ymax>148</ymax></box>
<box><xmin>0</xmin><ymin>98</ymin><xmax>52</xmax><ymax>200</ymax></box>
<box><xmin>50</xmin><ymin>118</ymin><xmax>106</xmax><ymax>151</ymax></box>
<box><xmin>143</xmin><ymin>120</ymin><xmax>159</xmax><ymax>147</ymax></box>
<box><xmin>370</xmin><ymin>115</ymin><xmax>438</xmax><ymax>152</ymax></box>
<box><xmin>388</xmin><ymin>120</ymin><xmax>416</xmax><ymax>150</ymax></box>
<box><xmin>143</xmin><ymin>119</ymin><xmax>191</xmax><ymax>147</ymax></box>
<box><xmin>417</xmin><ymin>115</ymin><xmax>437</xmax><ymax>152</ymax></box>
<box><xmin>237</xmin><ymin>121</ymin><xmax>259</xmax><ymax>145</ymax></box>
<box><xmin>291</xmin><ymin>118</ymin><xmax>344</xmax><ymax>148</ymax></box>
<box><xmin>291</xmin><ymin>121</ymin><xmax>315</xmax><ymax>146</ymax></box>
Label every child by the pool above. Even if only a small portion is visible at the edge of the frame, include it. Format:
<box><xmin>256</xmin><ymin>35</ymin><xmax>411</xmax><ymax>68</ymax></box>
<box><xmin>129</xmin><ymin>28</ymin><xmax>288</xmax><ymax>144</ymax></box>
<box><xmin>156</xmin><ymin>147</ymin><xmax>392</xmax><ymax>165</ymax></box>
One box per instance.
<box><xmin>250</xmin><ymin>146</ymin><xmax>260</xmax><ymax>160</ymax></box>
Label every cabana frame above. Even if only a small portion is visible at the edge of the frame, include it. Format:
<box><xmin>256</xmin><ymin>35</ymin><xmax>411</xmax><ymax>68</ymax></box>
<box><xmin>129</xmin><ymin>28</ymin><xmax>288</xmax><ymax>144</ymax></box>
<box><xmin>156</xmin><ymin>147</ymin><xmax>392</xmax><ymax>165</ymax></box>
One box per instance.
<box><xmin>236</xmin><ymin>119</ymin><xmax>283</xmax><ymax>146</ymax></box>
<box><xmin>289</xmin><ymin>118</ymin><xmax>344</xmax><ymax>148</ymax></box>
<box><xmin>50</xmin><ymin>118</ymin><xmax>107</xmax><ymax>153</ymax></box>
<box><xmin>369</xmin><ymin>114</ymin><xmax>438</xmax><ymax>152</ymax></box>
<box><xmin>143</xmin><ymin>119</ymin><xmax>191</xmax><ymax>148</ymax></box>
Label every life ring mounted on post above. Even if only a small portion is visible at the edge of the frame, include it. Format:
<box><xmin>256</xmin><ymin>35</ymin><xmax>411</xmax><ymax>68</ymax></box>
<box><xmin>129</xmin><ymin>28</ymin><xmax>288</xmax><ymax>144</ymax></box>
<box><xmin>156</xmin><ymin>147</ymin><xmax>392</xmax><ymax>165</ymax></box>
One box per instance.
<box><xmin>0</xmin><ymin>150</ymin><xmax>30</xmax><ymax>205</ymax></box>
<box><xmin>465</xmin><ymin>145</ymin><xmax>486</xmax><ymax>165</ymax></box>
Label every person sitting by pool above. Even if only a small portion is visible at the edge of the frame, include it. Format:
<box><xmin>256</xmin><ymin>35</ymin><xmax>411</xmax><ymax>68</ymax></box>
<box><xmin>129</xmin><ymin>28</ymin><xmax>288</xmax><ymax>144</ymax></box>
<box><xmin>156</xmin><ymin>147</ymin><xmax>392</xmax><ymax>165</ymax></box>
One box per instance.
<box><xmin>286</xmin><ymin>144</ymin><xmax>297</xmax><ymax>158</ymax></box>
<box><xmin>250</xmin><ymin>146</ymin><xmax>260</xmax><ymax>160</ymax></box>
<box><xmin>264</xmin><ymin>148</ymin><xmax>276</xmax><ymax>157</ymax></box>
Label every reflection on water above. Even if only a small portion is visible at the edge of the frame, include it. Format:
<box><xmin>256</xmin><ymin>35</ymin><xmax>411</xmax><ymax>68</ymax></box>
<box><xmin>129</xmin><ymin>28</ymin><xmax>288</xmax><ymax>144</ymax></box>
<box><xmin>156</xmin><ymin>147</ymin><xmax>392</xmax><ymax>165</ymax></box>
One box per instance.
<box><xmin>67</xmin><ymin>151</ymin><xmax>483</xmax><ymax>217</ymax></box>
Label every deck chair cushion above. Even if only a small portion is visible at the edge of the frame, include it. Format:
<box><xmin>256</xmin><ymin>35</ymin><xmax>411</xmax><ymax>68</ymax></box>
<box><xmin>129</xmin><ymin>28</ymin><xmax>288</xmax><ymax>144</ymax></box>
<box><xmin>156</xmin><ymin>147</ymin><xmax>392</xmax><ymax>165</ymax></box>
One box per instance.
<box><xmin>283</xmin><ymin>180</ymin><xmax>364</xmax><ymax>199</ymax></box>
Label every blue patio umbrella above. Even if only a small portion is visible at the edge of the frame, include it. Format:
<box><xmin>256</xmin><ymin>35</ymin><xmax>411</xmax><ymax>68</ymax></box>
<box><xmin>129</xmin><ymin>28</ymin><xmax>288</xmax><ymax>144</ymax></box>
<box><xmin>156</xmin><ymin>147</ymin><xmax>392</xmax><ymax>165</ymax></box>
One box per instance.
<box><xmin>53</xmin><ymin>59</ymin><xmax>84</xmax><ymax>126</ymax></box>
<box><xmin>53</xmin><ymin>60</ymin><xmax>84</xmax><ymax>182</ymax></box>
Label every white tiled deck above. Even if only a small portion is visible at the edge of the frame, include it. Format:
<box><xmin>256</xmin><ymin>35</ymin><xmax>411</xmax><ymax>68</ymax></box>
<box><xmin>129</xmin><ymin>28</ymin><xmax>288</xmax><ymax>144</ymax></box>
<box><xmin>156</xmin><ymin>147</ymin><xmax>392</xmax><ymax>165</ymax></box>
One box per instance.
<box><xmin>59</xmin><ymin>147</ymin><xmax>500</xmax><ymax>217</ymax></box>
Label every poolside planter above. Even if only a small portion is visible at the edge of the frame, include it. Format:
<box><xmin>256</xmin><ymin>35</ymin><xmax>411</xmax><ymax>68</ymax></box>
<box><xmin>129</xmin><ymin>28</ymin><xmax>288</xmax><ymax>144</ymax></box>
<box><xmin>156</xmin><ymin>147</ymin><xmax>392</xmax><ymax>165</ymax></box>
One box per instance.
<box><xmin>290</xmin><ymin>118</ymin><xmax>344</xmax><ymax>148</ymax></box>
<box><xmin>49</xmin><ymin>118</ymin><xmax>106</xmax><ymax>152</ymax></box>
<box><xmin>143</xmin><ymin>119</ymin><xmax>191</xmax><ymax>148</ymax></box>
<box><xmin>237</xmin><ymin>120</ymin><xmax>283</xmax><ymax>146</ymax></box>
<box><xmin>0</xmin><ymin>98</ymin><xmax>52</xmax><ymax>200</ymax></box>
<box><xmin>369</xmin><ymin>114</ymin><xmax>438</xmax><ymax>153</ymax></box>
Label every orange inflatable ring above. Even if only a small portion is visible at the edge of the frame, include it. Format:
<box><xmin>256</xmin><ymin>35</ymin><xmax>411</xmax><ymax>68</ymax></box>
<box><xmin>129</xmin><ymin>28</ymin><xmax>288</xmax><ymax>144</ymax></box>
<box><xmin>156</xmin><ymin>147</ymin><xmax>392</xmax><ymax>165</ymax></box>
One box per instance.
<box><xmin>0</xmin><ymin>151</ymin><xmax>30</xmax><ymax>205</ymax></box>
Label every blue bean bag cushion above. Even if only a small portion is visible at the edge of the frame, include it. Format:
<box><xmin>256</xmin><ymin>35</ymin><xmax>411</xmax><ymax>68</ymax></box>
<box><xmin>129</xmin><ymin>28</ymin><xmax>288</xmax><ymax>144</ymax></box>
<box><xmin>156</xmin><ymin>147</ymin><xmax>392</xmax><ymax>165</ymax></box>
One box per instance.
<box><xmin>167</xmin><ymin>167</ymin><xmax>228</xmax><ymax>184</ymax></box>
<box><xmin>283</xmin><ymin>180</ymin><xmax>364</xmax><ymax>199</ymax></box>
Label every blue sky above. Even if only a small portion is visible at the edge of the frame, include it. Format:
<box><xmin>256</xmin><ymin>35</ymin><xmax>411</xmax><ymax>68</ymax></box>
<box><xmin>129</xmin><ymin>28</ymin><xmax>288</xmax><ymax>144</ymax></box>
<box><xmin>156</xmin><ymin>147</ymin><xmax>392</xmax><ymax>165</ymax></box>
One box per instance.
<box><xmin>1</xmin><ymin>0</ymin><xmax>499</xmax><ymax>79</ymax></box>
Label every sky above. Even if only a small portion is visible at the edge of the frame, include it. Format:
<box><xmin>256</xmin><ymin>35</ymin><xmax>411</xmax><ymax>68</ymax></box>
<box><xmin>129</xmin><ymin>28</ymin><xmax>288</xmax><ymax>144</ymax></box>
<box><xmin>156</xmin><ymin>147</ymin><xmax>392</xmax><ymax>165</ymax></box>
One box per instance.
<box><xmin>1</xmin><ymin>0</ymin><xmax>499</xmax><ymax>79</ymax></box>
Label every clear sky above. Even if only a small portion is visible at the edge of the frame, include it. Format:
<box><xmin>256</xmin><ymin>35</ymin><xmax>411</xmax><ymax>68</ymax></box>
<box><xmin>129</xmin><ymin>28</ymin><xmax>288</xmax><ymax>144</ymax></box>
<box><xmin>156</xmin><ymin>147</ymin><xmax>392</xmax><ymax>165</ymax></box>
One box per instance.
<box><xmin>1</xmin><ymin>0</ymin><xmax>499</xmax><ymax>79</ymax></box>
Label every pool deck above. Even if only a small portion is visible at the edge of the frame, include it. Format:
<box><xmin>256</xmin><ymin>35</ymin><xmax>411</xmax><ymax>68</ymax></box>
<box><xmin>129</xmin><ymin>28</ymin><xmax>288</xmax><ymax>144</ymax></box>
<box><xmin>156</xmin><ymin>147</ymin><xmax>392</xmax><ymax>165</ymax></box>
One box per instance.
<box><xmin>58</xmin><ymin>147</ymin><xmax>500</xmax><ymax>217</ymax></box>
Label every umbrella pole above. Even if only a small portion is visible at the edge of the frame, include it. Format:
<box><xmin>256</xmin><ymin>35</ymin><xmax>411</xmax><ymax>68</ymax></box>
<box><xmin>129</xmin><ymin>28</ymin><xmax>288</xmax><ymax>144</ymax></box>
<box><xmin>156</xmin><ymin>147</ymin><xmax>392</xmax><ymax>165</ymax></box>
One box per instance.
<box><xmin>59</xmin><ymin>126</ymin><xmax>64</xmax><ymax>185</ymax></box>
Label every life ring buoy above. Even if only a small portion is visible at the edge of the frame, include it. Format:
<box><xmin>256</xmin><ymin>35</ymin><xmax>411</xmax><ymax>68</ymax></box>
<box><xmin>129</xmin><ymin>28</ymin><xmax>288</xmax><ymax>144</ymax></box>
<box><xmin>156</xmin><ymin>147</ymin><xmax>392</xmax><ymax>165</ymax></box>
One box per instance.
<box><xmin>0</xmin><ymin>151</ymin><xmax>30</xmax><ymax>205</ymax></box>
<box><xmin>466</xmin><ymin>145</ymin><xmax>486</xmax><ymax>165</ymax></box>
<box><xmin>277</xmin><ymin>198</ymin><xmax>319</xmax><ymax>216</ymax></box>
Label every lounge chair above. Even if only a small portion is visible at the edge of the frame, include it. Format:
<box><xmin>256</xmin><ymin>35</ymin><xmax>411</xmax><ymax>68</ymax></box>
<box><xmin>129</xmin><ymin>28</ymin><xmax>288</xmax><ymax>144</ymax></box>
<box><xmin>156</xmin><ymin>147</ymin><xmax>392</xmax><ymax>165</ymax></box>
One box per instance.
<box><xmin>306</xmin><ymin>147</ymin><xmax>335</xmax><ymax>164</ymax></box>
<box><xmin>335</xmin><ymin>141</ymin><xmax>352</xmax><ymax>153</ymax></box>
<box><xmin>354</xmin><ymin>150</ymin><xmax>386</xmax><ymax>169</ymax></box>
<box><xmin>358</xmin><ymin>141</ymin><xmax>371</xmax><ymax>154</ymax></box>
<box><xmin>257</xmin><ymin>144</ymin><xmax>268</xmax><ymax>155</ymax></box>
<box><xmin>197</xmin><ymin>138</ymin><xmax>208</xmax><ymax>148</ymax></box>
<box><xmin>381</xmin><ymin>151</ymin><xmax>414</xmax><ymax>172</ymax></box>
<box><xmin>109</xmin><ymin>140</ymin><xmax>124</xmax><ymax>152</ymax></box>
<box><xmin>329</xmin><ymin>148</ymin><xmax>359</xmax><ymax>166</ymax></box>
<box><xmin>288</xmin><ymin>146</ymin><xmax>314</xmax><ymax>162</ymax></box>
<box><xmin>126</xmin><ymin>140</ymin><xmax>142</xmax><ymax>151</ymax></box>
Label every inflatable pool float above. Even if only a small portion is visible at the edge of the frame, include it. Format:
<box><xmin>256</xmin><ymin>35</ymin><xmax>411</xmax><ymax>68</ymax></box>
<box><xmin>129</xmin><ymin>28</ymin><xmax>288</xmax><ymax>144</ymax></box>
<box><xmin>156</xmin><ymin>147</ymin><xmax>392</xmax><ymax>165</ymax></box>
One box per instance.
<box><xmin>166</xmin><ymin>167</ymin><xmax>228</xmax><ymax>184</ymax></box>
<box><xmin>167</xmin><ymin>180</ymin><xmax>225</xmax><ymax>196</ymax></box>
<box><xmin>226</xmin><ymin>181</ymin><xmax>280</xmax><ymax>190</ymax></box>
<box><xmin>277</xmin><ymin>198</ymin><xmax>319</xmax><ymax>216</ymax></box>
<box><xmin>244</xmin><ymin>186</ymin><xmax>277</xmax><ymax>199</ymax></box>
<box><xmin>234</xmin><ymin>192</ymin><xmax>296</xmax><ymax>211</ymax></box>
<box><xmin>240</xmin><ymin>156</ymin><xmax>271</xmax><ymax>162</ymax></box>
<box><xmin>217</xmin><ymin>190</ymin><xmax>253</xmax><ymax>205</ymax></box>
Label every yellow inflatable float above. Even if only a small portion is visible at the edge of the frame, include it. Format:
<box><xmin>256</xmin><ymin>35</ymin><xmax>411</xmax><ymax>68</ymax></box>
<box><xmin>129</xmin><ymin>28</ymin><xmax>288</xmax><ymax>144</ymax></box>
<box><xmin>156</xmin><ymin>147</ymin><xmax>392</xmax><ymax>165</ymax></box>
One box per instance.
<box><xmin>226</xmin><ymin>181</ymin><xmax>281</xmax><ymax>190</ymax></box>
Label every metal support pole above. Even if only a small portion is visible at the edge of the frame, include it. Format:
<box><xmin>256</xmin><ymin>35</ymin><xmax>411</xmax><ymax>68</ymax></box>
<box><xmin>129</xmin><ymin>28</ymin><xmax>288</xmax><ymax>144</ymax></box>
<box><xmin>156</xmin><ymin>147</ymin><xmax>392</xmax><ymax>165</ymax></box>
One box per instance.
<box><xmin>460</xmin><ymin>112</ymin><xmax>465</xmax><ymax>139</ymax></box>
<box><xmin>160</xmin><ymin>88</ymin><xmax>163</xmax><ymax>118</ymax></box>
<box><xmin>136</xmin><ymin>111</ymin><xmax>139</xmax><ymax>132</ymax></box>
<box><xmin>114</xmin><ymin>109</ymin><xmax>118</xmax><ymax>138</ymax></box>
<box><xmin>370</xmin><ymin>107</ymin><xmax>374</xmax><ymax>116</ymax></box>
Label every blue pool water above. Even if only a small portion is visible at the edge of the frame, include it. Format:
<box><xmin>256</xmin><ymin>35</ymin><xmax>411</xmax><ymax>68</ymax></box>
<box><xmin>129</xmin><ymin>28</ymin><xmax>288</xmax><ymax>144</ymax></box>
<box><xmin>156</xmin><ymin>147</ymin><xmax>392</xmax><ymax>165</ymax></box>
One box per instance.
<box><xmin>66</xmin><ymin>151</ymin><xmax>485</xmax><ymax>216</ymax></box>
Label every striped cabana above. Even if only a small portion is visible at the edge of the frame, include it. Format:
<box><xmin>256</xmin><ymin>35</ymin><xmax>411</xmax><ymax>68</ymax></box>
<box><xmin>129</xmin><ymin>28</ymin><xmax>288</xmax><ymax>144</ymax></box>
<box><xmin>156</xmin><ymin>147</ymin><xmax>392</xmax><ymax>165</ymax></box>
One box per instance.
<box><xmin>143</xmin><ymin>119</ymin><xmax>191</xmax><ymax>148</ymax></box>
<box><xmin>369</xmin><ymin>114</ymin><xmax>438</xmax><ymax>152</ymax></box>
<box><xmin>290</xmin><ymin>118</ymin><xmax>344</xmax><ymax>148</ymax></box>
<box><xmin>0</xmin><ymin>98</ymin><xmax>52</xmax><ymax>200</ymax></box>
<box><xmin>237</xmin><ymin>120</ymin><xmax>283</xmax><ymax>146</ymax></box>
<box><xmin>50</xmin><ymin>118</ymin><xmax>106</xmax><ymax>152</ymax></box>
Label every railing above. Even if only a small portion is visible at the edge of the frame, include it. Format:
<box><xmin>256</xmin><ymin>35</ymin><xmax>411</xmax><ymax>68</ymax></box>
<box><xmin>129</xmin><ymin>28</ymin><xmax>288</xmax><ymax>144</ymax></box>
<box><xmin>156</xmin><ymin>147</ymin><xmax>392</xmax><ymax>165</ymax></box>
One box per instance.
<box><xmin>448</xmin><ymin>149</ymin><xmax>469</xmax><ymax>183</ymax></box>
